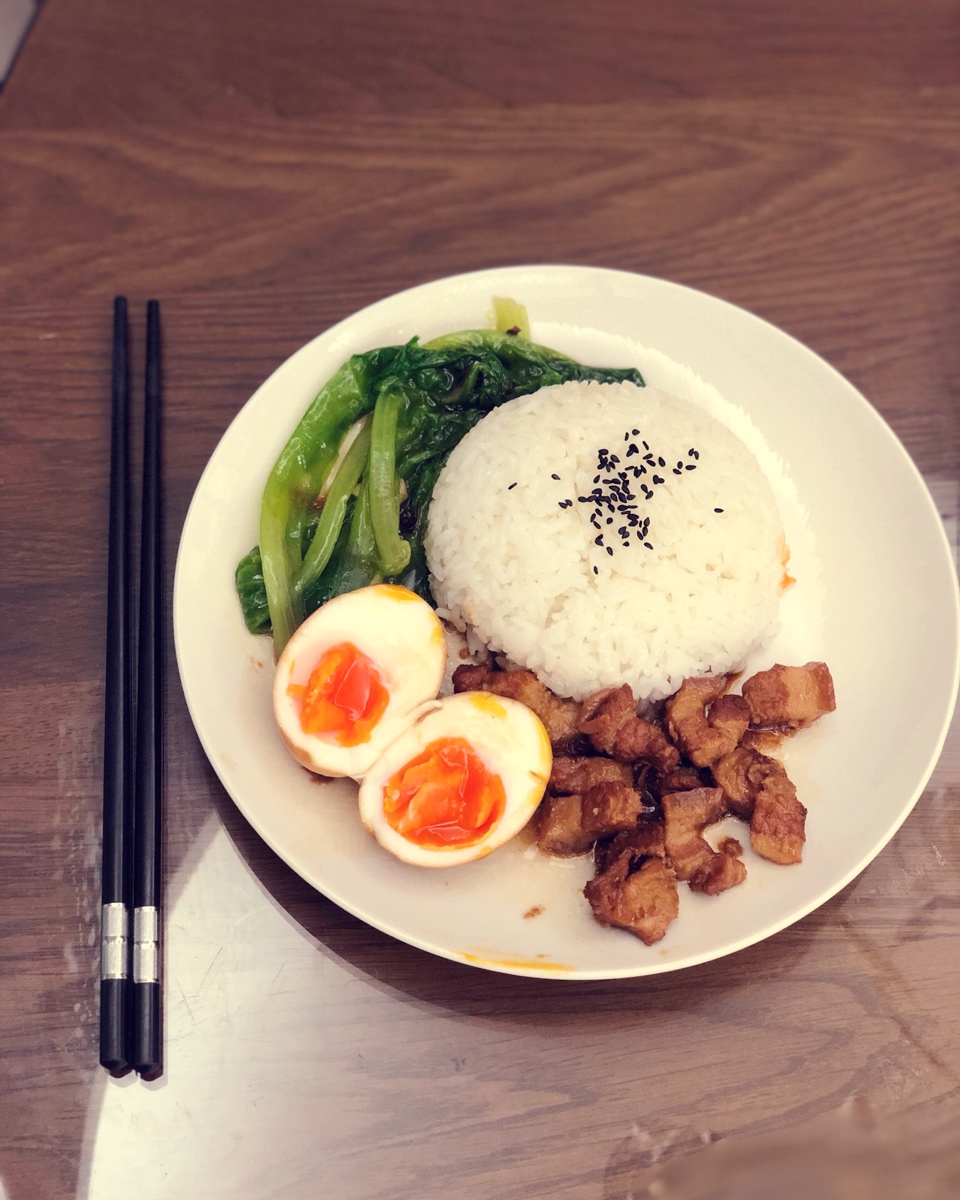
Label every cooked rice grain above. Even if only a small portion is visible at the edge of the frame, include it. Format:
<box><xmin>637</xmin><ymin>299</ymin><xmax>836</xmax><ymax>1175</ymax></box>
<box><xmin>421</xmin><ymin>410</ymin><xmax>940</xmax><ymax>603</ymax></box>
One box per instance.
<box><xmin>425</xmin><ymin>382</ymin><xmax>784</xmax><ymax>702</ymax></box>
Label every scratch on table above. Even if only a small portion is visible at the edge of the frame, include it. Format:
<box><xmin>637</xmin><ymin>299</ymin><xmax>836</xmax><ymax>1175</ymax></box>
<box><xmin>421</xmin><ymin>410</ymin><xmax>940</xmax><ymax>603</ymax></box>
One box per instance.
<box><xmin>195</xmin><ymin>946</ymin><xmax>224</xmax><ymax>1000</ymax></box>
<box><xmin>177</xmin><ymin>978</ymin><xmax>198</xmax><ymax>1025</ymax></box>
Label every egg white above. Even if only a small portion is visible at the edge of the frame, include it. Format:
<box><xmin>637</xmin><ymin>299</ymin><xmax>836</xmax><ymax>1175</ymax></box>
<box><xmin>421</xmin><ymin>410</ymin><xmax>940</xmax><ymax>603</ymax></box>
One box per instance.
<box><xmin>273</xmin><ymin>584</ymin><xmax>446</xmax><ymax>779</ymax></box>
<box><xmin>358</xmin><ymin>691</ymin><xmax>552</xmax><ymax>867</ymax></box>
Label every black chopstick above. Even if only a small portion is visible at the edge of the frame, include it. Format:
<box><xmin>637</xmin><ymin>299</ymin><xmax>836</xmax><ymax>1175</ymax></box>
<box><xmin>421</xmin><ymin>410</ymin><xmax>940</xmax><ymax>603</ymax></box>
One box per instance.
<box><xmin>99</xmin><ymin>297</ymin><xmax>134</xmax><ymax>1072</ymax></box>
<box><xmin>132</xmin><ymin>299</ymin><xmax>164</xmax><ymax>1078</ymax></box>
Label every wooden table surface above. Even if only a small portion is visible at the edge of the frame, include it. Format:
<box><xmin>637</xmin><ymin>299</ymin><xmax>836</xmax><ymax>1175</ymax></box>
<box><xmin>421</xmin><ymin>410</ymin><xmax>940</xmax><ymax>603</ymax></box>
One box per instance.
<box><xmin>2</xmin><ymin>2</ymin><xmax>959</xmax><ymax>1198</ymax></box>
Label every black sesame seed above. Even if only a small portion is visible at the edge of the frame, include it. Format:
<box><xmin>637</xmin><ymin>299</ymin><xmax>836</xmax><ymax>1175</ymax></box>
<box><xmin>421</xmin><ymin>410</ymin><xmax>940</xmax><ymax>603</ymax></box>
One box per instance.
<box><xmin>551</xmin><ymin>473</ymin><xmax>560</xmax><ymax>481</ymax></box>
<box><xmin>606</xmin><ymin>517</ymin><xmax>613</xmax><ymax>525</ymax></box>
<box><xmin>672</xmin><ymin>468</ymin><xmax>682</xmax><ymax>475</ymax></box>
<box><xmin>508</xmin><ymin>482</ymin><xmax>517</xmax><ymax>490</ymax></box>
<box><xmin>657</xmin><ymin>456</ymin><xmax>665</xmax><ymax>467</ymax></box>
<box><xmin>593</xmin><ymin>475</ymin><xmax>600</xmax><ymax>484</ymax></box>
<box><xmin>644</xmin><ymin>541</ymin><xmax>653</xmax><ymax>549</ymax></box>
<box><xmin>684</xmin><ymin>464</ymin><xmax>696</xmax><ymax>471</ymax></box>
<box><xmin>714</xmin><ymin>507</ymin><xmax>724</xmax><ymax>513</ymax></box>
<box><xmin>606</xmin><ymin>546</ymin><xmax>614</xmax><ymax>556</ymax></box>
<box><xmin>595</xmin><ymin>535</ymin><xmax>604</xmax><ymax>545</ymax></box>
<box><xmin>642</xmin><ymin>439</ymin><xmax>649</xmax><ymax>449</ymax></box>
<box><xmin>593</xmin><ymin>565</ymin><xmax>599</xmax><ymax>575</ymax></box>
<box><xmin>652</xmin><ymin>475</ymin><xmax>664</xmax><ymax>485</ymax></box>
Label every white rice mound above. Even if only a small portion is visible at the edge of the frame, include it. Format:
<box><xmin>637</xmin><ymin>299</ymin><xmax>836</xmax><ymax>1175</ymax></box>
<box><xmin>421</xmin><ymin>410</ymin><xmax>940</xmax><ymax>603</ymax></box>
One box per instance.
<box><xmin>425</xmin><ymin>381</ymin><xmax>785</xmax><ymax>702</ymax></box>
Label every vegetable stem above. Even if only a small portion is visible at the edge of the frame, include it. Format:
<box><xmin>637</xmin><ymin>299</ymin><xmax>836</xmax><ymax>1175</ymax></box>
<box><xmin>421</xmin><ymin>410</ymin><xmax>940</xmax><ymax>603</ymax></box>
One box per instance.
<box><xmin>492</xmin><ymin>296</ymin><xmax>530</xmax><ymax>339</ymax></box>
<box><xmin>295</xmin><ymin>418</ymin><xmax>372</xmax><ymax>596</ymax></box>
<box><xmin>368</xmin><ymin>386</ymin><xmax>411</xmax><ymax>576</ymax></box>
<box><xmin>258</xmin><ymin>481</ymin><xmax>303</xmax><ymax>654</ymax></box>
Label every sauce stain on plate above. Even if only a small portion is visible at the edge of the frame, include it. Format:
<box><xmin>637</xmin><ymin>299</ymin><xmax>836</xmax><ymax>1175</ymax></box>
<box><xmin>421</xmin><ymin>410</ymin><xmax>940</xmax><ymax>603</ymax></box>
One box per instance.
<box><xmin>459</xmin><ymin>949</ymin><xmax>575</xmax><ymax>972</ymax></box>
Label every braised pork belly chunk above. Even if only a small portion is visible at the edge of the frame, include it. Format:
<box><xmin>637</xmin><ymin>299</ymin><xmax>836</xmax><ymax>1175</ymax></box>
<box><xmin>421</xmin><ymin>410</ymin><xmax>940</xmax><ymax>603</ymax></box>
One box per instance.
<box><xmin>711</xmin><ymin>745</ymin><xmax>770</xmax><ymax>819</ymax></box>
<box><xmin>748</xmin><ymin>763</ymin><xmax>806</xmax><ymax>865</ymax></box>
<box><xmin>549</xmin><ymin>755</ymin><xmax>633</xmax><ymax>794</ymax></box>
<box><xmin>538</xmin><ymin>782</ymin><xmax>643</xmax><ymax>856</ymax></box>
<box><xmin>452</xmin><ymin>658</ymin><xmax>834</xmax><ymax>942</ymax></box>
<box><xmin>741</xmin><ymin>662</ymin><xmax>836</xmax><ymax>731</ymax></box>
<box><xmin>584</xmin><ymin>855</ymin><xmax>679</xmax><ymax>946</ymax></box>
<box><xmin>661</xmin><ymin>787</ymin><xmax>747</xmax><ymax>895</ymax></box>
<box><xmin>664</xmin><ymin>674</ymin><xmax>750</xmax><ymax>767</ymax></box>
<box><xmin>593</xmin><ymin>819</ymin><xmax>667</xmax><ymax>875</ymax></box>
<box><xmin>452</xmin><ymin>662</ymin><xmax>582</xmax><ymax>746</ymax></box>
<box><xmin>579</xmin><ymin>684</ymin><xmax>679</xmax><ymax>772</ymax></box>
<box><xmin>654</xmin><ymin>765</ymin><xmax>710</xmax><ymax>797</ymax></box>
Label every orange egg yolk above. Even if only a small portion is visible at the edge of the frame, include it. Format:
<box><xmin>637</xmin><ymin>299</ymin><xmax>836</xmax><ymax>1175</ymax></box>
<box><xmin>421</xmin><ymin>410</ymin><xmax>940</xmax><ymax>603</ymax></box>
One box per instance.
<box><xmin>383</xmin><ymin>737</ymin><xmax>506</xmax><ymax>849</ymax></box>
<box><xmin>288</xmin><ymin>642</ymin><xmax>389</xmax><ymax>746</ymax></box>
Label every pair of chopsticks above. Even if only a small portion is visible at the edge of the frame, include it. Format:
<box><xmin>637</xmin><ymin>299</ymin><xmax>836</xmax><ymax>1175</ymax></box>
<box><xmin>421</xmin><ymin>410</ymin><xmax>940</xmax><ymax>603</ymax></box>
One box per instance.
<box><xmin>99</xmin><ymin>297</ymin><xmax>164</xmax><ymax>1077</ymax></box>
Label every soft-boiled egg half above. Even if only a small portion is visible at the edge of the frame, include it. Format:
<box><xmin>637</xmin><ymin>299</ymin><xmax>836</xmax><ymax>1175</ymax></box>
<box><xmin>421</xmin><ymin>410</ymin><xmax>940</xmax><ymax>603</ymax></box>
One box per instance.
<box><xmin>358</xmin><ymin>691</ymin><xmax>552</xmax><ymax>867</ymax></box>
<box><xmin>273</xmin><ymin>584</ymin><xmax>446</xmax><ymax>779</ymax></box>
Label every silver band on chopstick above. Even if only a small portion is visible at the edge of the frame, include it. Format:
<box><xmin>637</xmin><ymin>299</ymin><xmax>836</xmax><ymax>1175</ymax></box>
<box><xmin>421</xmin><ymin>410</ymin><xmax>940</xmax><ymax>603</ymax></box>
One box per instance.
<box><xmin>100</xmin><ymin>902</ymin><xmax>130</xmax><ymax>981</ymax></box>
<box><xmin>133</xmin><ymin>905</ymin><xmax>160</xmax><ymax>984</ymax></box>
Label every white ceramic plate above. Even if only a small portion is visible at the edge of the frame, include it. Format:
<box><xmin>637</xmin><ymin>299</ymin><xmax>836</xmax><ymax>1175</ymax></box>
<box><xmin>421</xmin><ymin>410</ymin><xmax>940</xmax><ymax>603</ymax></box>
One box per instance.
<box><xmin>174</xmin><ymin>265</ymin><xmax>960</xmax><ymax>979</ymax></box>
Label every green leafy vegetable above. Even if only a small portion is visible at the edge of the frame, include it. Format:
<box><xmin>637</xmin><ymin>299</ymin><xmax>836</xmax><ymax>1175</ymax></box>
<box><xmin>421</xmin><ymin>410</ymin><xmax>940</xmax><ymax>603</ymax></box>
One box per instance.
<box><xmin>238</xmin><ymin>301</ymin><xmax>645</xmax><ymax>651</ymax></box>
<box><xmin>235</xmin><ymin>545</ymin><xmax>270</xmax><ymax>636</ymax></box>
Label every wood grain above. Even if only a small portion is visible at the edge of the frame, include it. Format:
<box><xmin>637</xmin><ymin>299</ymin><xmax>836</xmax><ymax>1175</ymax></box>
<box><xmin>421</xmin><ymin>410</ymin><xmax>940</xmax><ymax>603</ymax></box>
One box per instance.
<box><xmin>0</xmin><ymin>1</ymin><xmax>958</xmax><ymax>1198</ymax></box>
